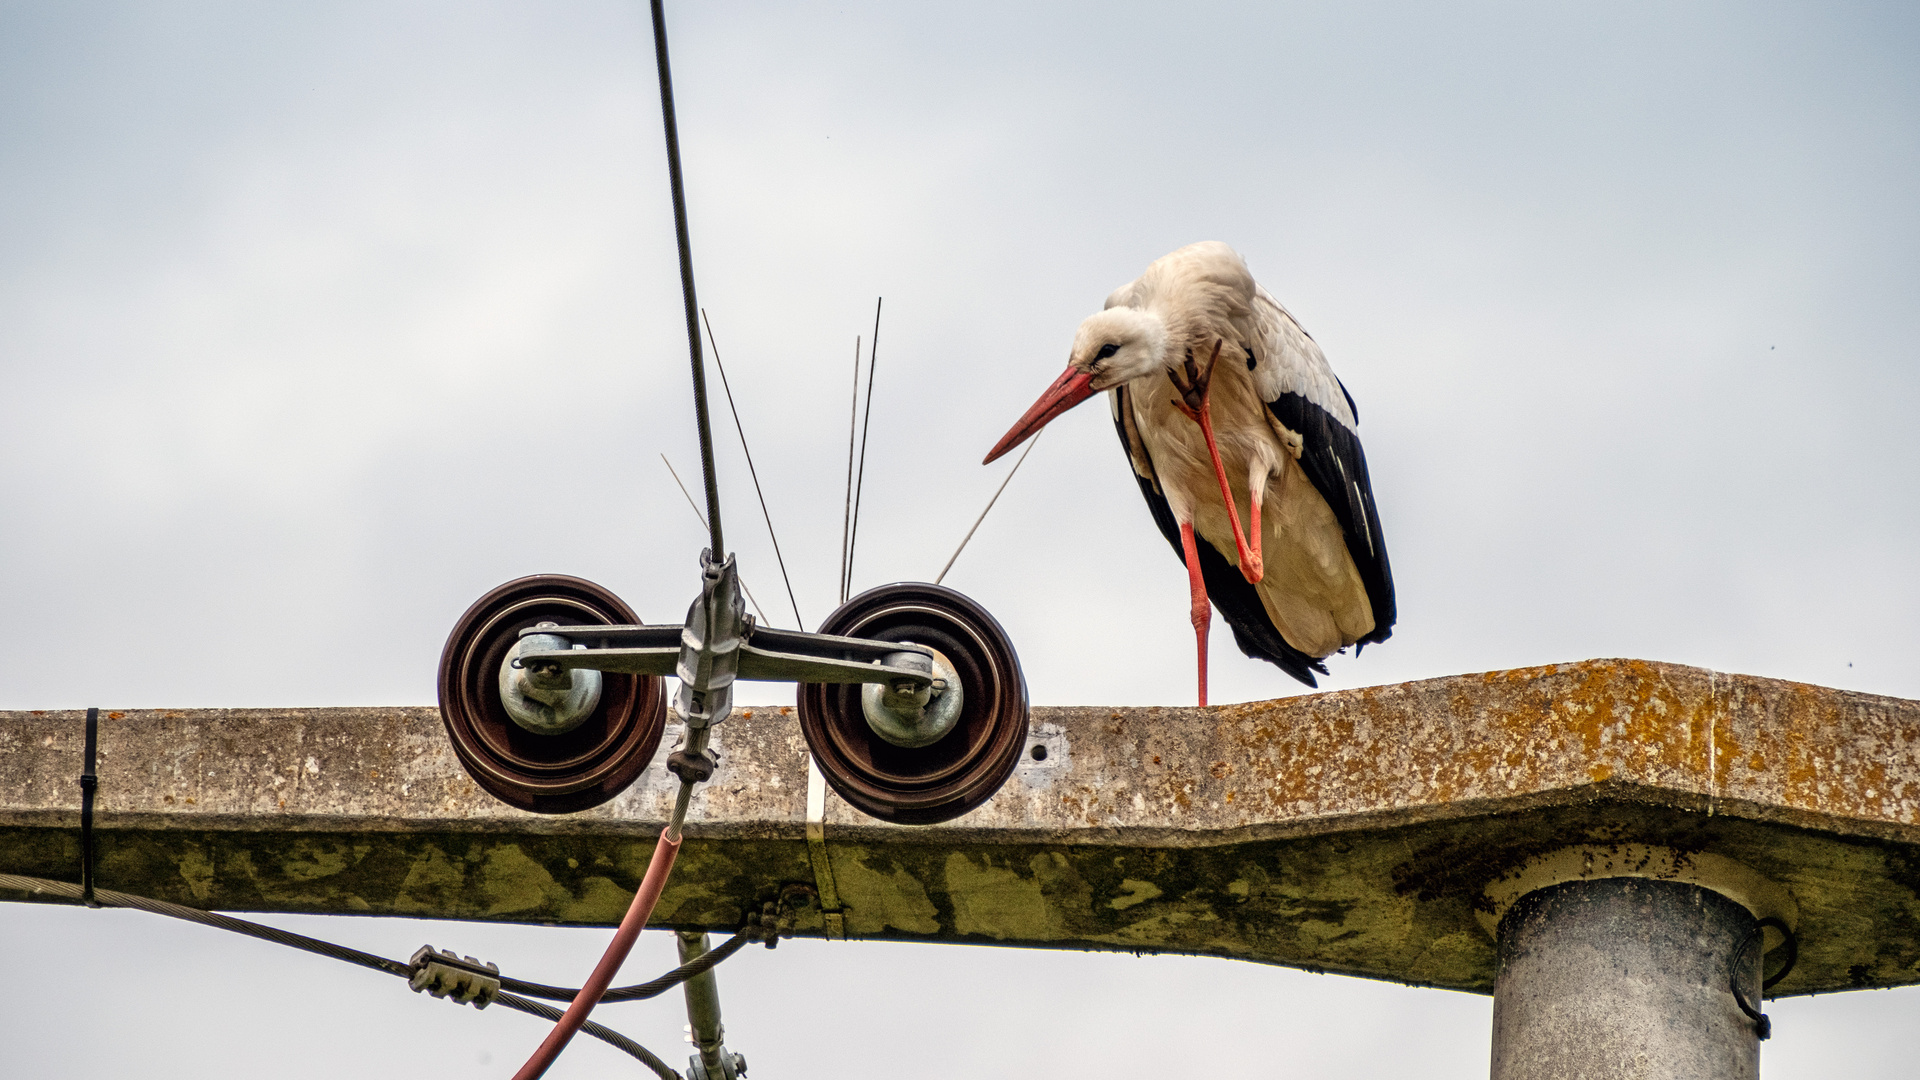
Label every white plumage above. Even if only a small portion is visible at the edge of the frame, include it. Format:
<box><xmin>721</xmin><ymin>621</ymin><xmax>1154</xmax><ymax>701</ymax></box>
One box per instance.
<box><xmin>988</xmin><ymin>242</ymin><xmax>1395</xmax><ymax>703</ymax></box>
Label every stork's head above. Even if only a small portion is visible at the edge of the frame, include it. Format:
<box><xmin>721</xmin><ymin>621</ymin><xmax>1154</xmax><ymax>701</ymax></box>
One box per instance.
<box><xmin>983</xmin><ymin>307</ymin><xmax>1167</xmax><ymax>464</ymax></box>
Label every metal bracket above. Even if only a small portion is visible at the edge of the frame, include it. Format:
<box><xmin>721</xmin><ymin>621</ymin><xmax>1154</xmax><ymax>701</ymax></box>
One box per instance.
<box><xmin>805</xmin><ymin>756</ymin><xmax>846</xmax><ymax>940</ymax></box>
<box><xmin>517</xmin><ymin>623</ymin><xmax>935</xmax><ymax>689</ymax></box>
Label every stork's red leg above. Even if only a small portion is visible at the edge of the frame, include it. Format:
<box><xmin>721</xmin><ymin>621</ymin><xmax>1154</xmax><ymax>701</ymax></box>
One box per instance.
<box><xmin>1170</xmin><ymin>343</ymin><xmax>1263</xmax><ymax>584</ymax></box>
<box><xmin>1194</xmin><ymin>404</ymin><xmax>1262</xmax><ymax>583</ymax></box>
<box><xmin>1179</xmin><ymin>521</ymin><xmax>1210</xmax><ymax>708</ymax></box>
<box><xmin>1246</xmin><ymin>475</ymin><xmax>1264</xmax><ymax>582</ymax></box>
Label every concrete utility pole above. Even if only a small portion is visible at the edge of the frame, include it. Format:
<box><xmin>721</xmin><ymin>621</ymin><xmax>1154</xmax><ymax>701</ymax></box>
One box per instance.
<box><xmin>1493</xmin><ymin>877</ymin><xmax>1762</xmax><ymax>1080</ymax></box>
<box><xmin>4</xmin><ymin>659</ymin><xmax>1918</xmax><ymax>1077</ymax></box>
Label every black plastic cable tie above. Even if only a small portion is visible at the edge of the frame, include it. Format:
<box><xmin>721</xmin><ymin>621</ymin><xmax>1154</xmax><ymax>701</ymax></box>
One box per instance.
<box><xmin>78</xmin><ymin>706</ymin><xmax>99</xmax><ymax>908</ymax></box>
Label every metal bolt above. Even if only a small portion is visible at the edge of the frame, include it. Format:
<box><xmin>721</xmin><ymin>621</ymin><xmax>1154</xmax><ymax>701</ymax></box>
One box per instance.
<box><xmin>862</xmin><ymin>645</ymin><xmax>963</xmax><ymax>748</ymax></box>
<box><xmin>498</xmin><ymin>630</ymin><xmax>602</xmax><ymax>736</ymax></box>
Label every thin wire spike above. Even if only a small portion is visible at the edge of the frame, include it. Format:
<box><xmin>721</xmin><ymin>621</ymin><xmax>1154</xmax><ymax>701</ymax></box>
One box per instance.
<box><xmin>846</xmin><ymin>297</ymin><xmax>882</xmax><ymax>596</ymax></box>
<box><xmin>701</xmin><ymin>309</ymin><xmax>805</xmax><ymax>631</ymax></box>
<box><xmin>936</xmin><ymin>430</ymin><xmax>1041</xmax><ymax>586</ymax></box>
<box><xmin>663</xmin><ymin>455</ymin><xmax>770</xmax><ymax>625</ymax></box>
<box><xmin>839</xmin><ymin>336</ymin><xmax>861</xmax><ymax>604</ymax></box>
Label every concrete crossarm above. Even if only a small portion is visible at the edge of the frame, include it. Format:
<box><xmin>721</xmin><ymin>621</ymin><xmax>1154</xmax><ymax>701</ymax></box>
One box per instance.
<box><xmin>3</xmin><ymin>659</ymin><xmax>1918</xmax><ymax>996</ymax></box>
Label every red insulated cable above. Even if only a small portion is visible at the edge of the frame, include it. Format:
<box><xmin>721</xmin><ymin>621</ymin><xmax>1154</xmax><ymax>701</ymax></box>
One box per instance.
<box><xmin>510</xmin><ymin>828</ymin><xmax>684</xmax><ymax>1080</ymax></box>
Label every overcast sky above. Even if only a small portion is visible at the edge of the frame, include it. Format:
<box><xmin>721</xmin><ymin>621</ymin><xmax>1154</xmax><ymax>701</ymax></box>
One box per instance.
<box><xmin>3</xmin><ymin>1</ymin><xmax>1917</xmax><ymax>1076</ymax></box>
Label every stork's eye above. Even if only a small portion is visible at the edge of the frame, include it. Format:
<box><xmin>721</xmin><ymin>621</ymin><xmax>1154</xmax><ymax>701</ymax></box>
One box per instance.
<box><xmin>1096</xmin><ymin>343</ymin><xmax>1120</xmax><ymax>360</ymax></box>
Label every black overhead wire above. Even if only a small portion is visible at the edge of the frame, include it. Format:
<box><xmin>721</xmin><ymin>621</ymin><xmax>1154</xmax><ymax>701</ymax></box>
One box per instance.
<box><xmin>650</xmin><ymin>0</ymin><xmax>723</xmax><ymax>558</ymax></box>
<box><xmin>504</xmin><ymin>931</ymin><xmax>752</xmax><ymax>1003</ymax></box>
<box><xmin>494</xmin><ymin>992</ymin><xmax>681</xmax><ymax>1080</ymax></box>
<box><xmin>0</xmin><ymin>872</ymin><xmax>759</xmax><ymax>1074</ymax></box>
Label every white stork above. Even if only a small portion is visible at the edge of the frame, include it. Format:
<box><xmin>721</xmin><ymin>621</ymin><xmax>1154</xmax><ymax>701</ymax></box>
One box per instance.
<box><xmin>984</xmin><ymin>241</ymin><xmax>1395</xmax><ymax>705</ymax></box>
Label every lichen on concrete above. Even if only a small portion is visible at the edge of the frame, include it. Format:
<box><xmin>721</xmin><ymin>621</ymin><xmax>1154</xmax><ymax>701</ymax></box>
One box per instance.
<box><xmin>3</xmin><ymin>659</ymin><xmax>1918</xmax><ymax>995</ymax></box>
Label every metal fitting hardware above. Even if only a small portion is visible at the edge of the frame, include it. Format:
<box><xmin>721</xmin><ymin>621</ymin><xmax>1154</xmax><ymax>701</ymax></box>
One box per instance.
<box><xmin>667</xmin><ymin>747</ymin><xmax>718</xmax><ymax>784</ymax></box>
<box><xmin>686</xmin><ymin>1049</ymin><xmax>747</xmax><ymax>1080</ymax></box>
<box><xmin>408</xmin><ymin>945</ymin><xmax>501</xmax><ymax>1008</ymax></box>
<box><xmin>509</xmin><ymin>559</ymin><xmax>938</xmax><ymax>701</ymax></box>
<box><xmin>499</xmin><ymin>623</ymin><xmax>602</xmax><ymax>735</ymax></box>
<box><xmin>678</xmin><ymin>930</ymin><xmax>746</xmax><ymax>1080</ymax></box>
<box><xmin>674</xmin><ymin>550</ymin><xmax>746</xmax><ymax>729</ymax></box>
<box><xmin>861</xmin><ymin>644</ymin><xmax>962</xmax><ymax>748</ymax></box>
<box><xmin>738</xmin><ymin>885</ymin><xmax>814</xmax><ymax>949</ymax></box>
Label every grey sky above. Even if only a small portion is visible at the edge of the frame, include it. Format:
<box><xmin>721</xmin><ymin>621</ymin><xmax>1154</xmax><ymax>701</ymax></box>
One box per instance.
<box><xmin>2</xmin><ymin>2</ymin><xmax>1917</xmax><ymax>1076</ymax></box>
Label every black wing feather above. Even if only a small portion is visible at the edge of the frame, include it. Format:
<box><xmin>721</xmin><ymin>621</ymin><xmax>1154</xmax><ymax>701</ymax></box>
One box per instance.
<box><xmin>1265</xmin><ymin>392</ymin><xmax>1396</xmax><ymax>646</ymax></box>
<box><xmin>1113</xmin><ymin>387</ymin><xmax>1328</xmax><ymax>688</ymax></box>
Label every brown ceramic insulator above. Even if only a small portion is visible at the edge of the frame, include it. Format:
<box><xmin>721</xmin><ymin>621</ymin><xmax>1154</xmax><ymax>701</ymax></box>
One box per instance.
<box><xmin>799</xmin><ymin>583</ymin><xmax>1029</xmax><ymax>825</ymax></box>
<box><xmin>437</xmin><ymin>574</ymin><xmax>667</xmax><ymax>814</ymax></box>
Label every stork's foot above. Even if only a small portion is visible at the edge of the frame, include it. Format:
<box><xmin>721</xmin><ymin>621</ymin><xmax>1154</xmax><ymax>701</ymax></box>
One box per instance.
<box><xmin>1166</xmin><ymin>339</ymin><xmax>1223</xmax><ymax>424</ymax></box>
<box><xmin>1243</xmin><ymin>483</ymin><xmax>1265</xmax><ymax>583</ymax></box>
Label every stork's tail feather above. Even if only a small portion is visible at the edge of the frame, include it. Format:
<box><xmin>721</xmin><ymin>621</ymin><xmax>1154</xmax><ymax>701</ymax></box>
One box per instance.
<box><xmin>1227</xmin><ymin>622</ymin><xmax>1327</xmax><ymax>689</ymax></box>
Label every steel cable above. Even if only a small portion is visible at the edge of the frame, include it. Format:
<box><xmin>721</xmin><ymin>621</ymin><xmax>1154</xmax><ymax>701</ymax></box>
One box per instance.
<box><xmin>0</xmin><ymin>872</ymin><xmax>412</xmax><ymax>979</ymax></box>
<box><xmin>495</xmin><ymin>992</ymin><xmax>681</xmax><ymax>1080</ymax></box>
<box><xmin>504</xmin><ymin>930</ymin><xmax>752</xmax><ymax>1002</ymax></box>
<box><xmin>649</xmin><ymin>0</ymin><xmax>723</xmax><ymax>558</ymax></box>
<box><xmin>0</xmin><ymin>872</ymin><xmax>760</xmax><ymax>1075</ymax></box>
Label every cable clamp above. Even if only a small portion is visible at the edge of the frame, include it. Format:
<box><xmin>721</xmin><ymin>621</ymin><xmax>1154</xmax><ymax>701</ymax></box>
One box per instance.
<box><xmin>408</xmin><ymin>945</ymin><xmax>500</xmax><ymax>1009</ymax></box>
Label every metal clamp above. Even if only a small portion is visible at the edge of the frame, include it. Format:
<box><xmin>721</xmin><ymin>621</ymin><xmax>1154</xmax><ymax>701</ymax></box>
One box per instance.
<box><xmin>408</xmin><ymin>945</ymin><xmax>501</xmax><ymax>1008</ymax></box>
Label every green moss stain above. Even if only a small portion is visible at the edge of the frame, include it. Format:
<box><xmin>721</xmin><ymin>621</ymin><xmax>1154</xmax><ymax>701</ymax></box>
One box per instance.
<box><xmin>1109</xmin><ymin>879</ymin><xmax>1164</xmax><ymax>910</ymax></box>
<box><xmin>945</xmin><ymin>853</ymin><xmax>1059</xmax><ymax>939</ymax></box>
<box><xmin>834</xmin><ymin>848</ymin><xmax>941</xmax><ymax>936</ymax></box>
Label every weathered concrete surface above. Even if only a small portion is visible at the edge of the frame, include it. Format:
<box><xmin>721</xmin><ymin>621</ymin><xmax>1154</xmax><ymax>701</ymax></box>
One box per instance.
<box><xmin>3</xmin><ymin>659</ymin><xmax>1918</xmax><ymax>996</ymax></box>
<box><xmin>1491</xmin><ymin>879</ymin><xmax>1760</xmax><ymax>1080</ymax></box>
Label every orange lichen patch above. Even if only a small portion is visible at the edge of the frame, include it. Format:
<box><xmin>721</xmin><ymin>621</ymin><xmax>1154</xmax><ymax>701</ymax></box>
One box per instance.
<box><xmin>1164</xmin><ymin>659</ymin><xmax>1915</xmax><ymax>830</ymax></box>
<box><xmin>1746</xmin><ymin>679</ymin><xmax>1920</xmax><ymax>825</ymax></box>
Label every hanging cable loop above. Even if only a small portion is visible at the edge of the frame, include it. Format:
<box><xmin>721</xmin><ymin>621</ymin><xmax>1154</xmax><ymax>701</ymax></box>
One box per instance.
<box><xmin>1729</xmin><ymin>915</ymin><xmax>1798</xmax><ymax>1041</ymax></box>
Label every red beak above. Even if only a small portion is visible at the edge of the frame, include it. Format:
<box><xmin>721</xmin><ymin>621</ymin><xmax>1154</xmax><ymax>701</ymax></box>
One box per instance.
<box><xmin>984</xmin><ymin>367</ymin><xmax>1097</xmax><ymax>464</ymax></box>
